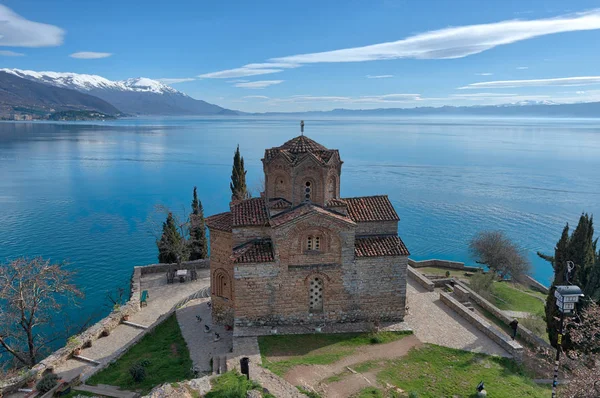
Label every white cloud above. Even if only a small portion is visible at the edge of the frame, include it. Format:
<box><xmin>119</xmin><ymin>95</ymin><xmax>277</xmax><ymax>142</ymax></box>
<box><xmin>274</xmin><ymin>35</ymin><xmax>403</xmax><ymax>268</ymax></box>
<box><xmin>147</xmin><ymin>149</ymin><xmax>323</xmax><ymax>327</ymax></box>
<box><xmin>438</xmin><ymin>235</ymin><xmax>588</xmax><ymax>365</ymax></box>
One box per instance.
<box><xmin>366</xmin><ymin>74</ymin><xmax>394</xmax><ymax>79</ymax></box>
<box><xmin>201</xmin><ymin>10</ymin><xmax>600</xmax><ymax>80</ymax></box>
<box><xmin>268</xmin><ymin>93</ymin><xmax>423</xmax><ymax>105</ymax></box>
<box><xmin>227</xmin><ymin>79</ymin><xmax>249</xmax><ymax>83</ymax></box>
<box><xmin>516</xmin><ymin>66</ymin><xmax>529</xmax><ymax>69</ymax></box>
<box><xmin>156</xmin><ymin>78</ymin><xmax>195</xmax><ymax>84</ymax></box>
<box><xmin>234</xmin><ymin>80</ymin><xmax>283</xmax><ymax>89</ymax></box>
<box><xmin>243</xmin><ymin>95</ymin><xmax>270</xmax><ymax>99</ymax></box>
<box><xmin>476</xmin><ymin>72</ymin><xmax>493</xmax><ymax>76</ymax></box>
<box><xmin>0</xmin><ymin>5</ymin><xmax>64</xmax><ymax>47</ymax></box>
<box><xmin>70</xmin><ymin>52</ymin><xmax>112</xmax><ymax>59</ymax></box>
<box><xmin>0</xmin><ymin>50</ymin><xmax>24</xmax><ymax>56</ymax></box>
<box><xmin>272</xmin><ymin>10</ymin><xmax>600</xmax><ymax>64</ymax></box>
<box><xmin>459</xmin><ymin>76</ymin><xmax>600</xmax><ymax>89</ymax></box>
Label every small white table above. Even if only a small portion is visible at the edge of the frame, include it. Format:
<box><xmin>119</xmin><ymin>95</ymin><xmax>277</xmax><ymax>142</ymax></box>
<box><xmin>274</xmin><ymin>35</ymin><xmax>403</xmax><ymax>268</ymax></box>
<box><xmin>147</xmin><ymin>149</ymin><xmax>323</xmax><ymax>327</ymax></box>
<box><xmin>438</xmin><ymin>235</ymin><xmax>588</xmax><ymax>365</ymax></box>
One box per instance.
<box><xmin>176</xmin><ymin>269</ymin><xmax>188</xmax><ymax>283</ymax></box>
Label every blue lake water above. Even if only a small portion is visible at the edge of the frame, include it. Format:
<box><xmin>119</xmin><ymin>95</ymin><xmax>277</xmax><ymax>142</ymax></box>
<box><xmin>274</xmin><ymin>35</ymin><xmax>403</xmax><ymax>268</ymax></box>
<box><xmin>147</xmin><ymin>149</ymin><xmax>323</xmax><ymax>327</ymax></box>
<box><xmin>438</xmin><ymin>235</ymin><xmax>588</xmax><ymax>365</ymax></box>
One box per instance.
<box><xmin>1</xmin><ymin>116</ymin><xmax>599</xmax><ymax>341</ymax></box>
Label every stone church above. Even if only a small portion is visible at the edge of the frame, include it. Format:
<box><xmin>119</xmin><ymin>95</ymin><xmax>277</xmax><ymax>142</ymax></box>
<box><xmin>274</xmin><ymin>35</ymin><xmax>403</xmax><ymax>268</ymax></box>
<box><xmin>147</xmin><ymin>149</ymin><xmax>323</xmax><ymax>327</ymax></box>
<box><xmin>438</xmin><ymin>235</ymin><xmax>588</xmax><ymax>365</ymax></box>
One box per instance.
<box><xmin>206</xmin><ymin>131</ymin><xmax>409</xmax><ymax>328</ymax></box>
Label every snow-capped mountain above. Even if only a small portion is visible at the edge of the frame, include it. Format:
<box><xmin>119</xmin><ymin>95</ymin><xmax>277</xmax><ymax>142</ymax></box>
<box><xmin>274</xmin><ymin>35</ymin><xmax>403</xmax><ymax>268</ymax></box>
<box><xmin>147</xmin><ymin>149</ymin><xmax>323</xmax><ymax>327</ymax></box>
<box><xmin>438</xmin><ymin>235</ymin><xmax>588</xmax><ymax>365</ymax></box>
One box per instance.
<box><xmin>0</xmin><ymin>69</ymin><xmax>235</xmax><ymax>116</ymax></box>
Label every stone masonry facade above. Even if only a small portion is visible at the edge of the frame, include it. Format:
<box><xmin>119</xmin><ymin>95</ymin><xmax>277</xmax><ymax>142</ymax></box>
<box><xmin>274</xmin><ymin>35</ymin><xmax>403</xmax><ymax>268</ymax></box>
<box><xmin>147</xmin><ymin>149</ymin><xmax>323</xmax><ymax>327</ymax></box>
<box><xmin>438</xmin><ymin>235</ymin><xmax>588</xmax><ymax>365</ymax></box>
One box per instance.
<box><xmin>206</xmin><ymin>133</ymin><xmax>410</xmax><ymax>328</ymax></box>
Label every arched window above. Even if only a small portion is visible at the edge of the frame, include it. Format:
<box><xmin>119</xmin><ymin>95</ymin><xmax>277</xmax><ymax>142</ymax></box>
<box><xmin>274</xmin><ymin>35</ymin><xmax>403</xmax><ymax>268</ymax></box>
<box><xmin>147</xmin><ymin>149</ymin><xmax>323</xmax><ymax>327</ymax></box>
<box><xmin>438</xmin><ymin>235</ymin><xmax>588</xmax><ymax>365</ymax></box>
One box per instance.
<box><xmin>213</xmin><ymin>269</ymin><xmax>230</xmax><ymax>299</ymax></box>
<box><xmin>327</xmin><ymin>176</ymin><xmax>336</xmax><ymax>199</ymax></box>
<box><xmin>309</xmin><ymin>277</ymin><xmax>324</xmax><ymax>312</ymax></box>
<box><xmin>304</xmin><ymin>181</ymin><xmax>312</xmax><ymax>201</ymax></box>
<box><xmin>274</xmin><ymin>176</ymin><xmax>286</xmax><ymax>197</ymax></box>
<box><xmin>306</xmin><ymin>234</ymin><xmax>322</xmax><ymax>251</ymax></box>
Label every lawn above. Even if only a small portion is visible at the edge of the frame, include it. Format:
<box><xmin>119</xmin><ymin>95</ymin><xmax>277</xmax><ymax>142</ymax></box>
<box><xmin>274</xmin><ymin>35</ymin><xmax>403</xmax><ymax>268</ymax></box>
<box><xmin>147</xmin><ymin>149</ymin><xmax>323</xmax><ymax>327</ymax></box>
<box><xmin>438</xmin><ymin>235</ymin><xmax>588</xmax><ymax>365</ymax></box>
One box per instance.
<box><xmin>206</xmin><ymin>371</ymin><xmax>274</xmax><ymax>398</ymax></box>
<box><xmin>490</xmin><ymin>282</ymin><xmax>546</xmax><ymax>314</ymax></box>
<box><xmin>258</xmin><ymin>331</ymin><xmax>412</xmax><ymax>377</ymax></box>
<box><xmin>377</xmin><ymin>344</ymin><xmax>550</xmax><ymax>398</ymax></box>
<box><xmin>87</xmin><ymin>313</ymin><xmax>193</xmax><ymax>394</ymax></box>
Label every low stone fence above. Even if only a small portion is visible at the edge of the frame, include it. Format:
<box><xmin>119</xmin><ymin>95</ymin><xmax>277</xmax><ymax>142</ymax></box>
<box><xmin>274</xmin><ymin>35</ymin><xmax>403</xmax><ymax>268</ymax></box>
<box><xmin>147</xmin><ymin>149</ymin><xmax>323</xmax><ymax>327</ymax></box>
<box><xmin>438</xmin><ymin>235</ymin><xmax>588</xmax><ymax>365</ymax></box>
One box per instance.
<box><xmin>440</xmin><ymin>292</ymin><xmax>523</xmax><ymax>361</ymax></box>
<box><xmin>514</xmin><ymin>274</ymin><xmax>549</xmax><ymax>294</ymax></box>
<box><xmin>453</xmin><ymin>280</ymin><xmax>553</xmax><ymax>352</ymax></box>
<box><xmin>135</xmin><ymin>259</ymin><xmax>210</xmax><ymax>275</ymax></box>
<box><xmin>408</xmin><ymin>258</ymin><xmax>482</xmax><ymax>272</ymax></box>
<box><xmin>407</xmin><ymin>265</ymin><xmax>435</xmax><ymax>291</ymax></box>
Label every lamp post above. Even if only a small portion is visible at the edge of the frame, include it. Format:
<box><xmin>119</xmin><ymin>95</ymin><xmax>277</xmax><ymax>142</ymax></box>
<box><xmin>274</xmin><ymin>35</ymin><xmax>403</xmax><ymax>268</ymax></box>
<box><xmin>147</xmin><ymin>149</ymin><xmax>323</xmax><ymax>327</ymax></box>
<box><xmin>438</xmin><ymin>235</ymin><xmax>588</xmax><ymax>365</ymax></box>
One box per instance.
<box><xmin>551</xmin><ymin>284</ymin><xmax>584</xmax><ymax>397</ymax></box>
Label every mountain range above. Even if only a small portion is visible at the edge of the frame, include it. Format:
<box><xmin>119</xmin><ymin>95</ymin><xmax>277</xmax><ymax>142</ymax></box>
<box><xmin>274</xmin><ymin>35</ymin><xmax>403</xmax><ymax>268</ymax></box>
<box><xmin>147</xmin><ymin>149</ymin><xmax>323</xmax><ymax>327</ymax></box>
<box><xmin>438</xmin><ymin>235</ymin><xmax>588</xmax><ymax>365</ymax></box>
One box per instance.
<box><xmin>2</xmin><ymin>68</ymin><xmax>600</xmax><ymax>119</ymax></box>
<box><xmin>0</xmin><ymin>69</ymin><xmax>236</xmax><ymax>117</ymax></box>
<box><xmin>0</xmin><ymin>71</ymin><xmax>120</xmax><ymax>117</ymax></box>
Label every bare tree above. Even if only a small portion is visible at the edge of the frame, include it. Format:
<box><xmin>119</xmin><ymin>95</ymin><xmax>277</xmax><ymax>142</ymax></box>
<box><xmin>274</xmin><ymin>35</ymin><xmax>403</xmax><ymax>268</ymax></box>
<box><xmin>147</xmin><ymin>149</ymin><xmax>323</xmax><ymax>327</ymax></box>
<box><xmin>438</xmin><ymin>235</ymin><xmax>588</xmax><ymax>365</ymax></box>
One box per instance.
<box><xmin>0</xmin><ymin>257</ymin><xmax>83</xmax><ymax>367</ymax></box>
<box><xmin>562</xmin><ymin>302</ymin><xmax>600</xmax><ymax>397</ymax></box>
<box><xmin>469</xmin><ymin>231</ymin><xmax>531</xmax><ymax>279</ymax></box>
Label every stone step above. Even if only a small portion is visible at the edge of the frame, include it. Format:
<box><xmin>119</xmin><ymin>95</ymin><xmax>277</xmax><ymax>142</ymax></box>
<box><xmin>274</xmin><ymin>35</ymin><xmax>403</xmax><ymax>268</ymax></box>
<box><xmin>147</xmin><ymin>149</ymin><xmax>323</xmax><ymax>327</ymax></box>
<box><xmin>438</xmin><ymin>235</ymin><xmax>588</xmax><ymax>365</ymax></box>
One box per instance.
<box><xmin>122</xmin><ymin>320</ymin><xmax>148</xmax><ymax>330</ymax></box>
<box><xmin>212</xmin><ymin>356</ymin><xmax>221</xmax><ymax>375</ymax></box>
<box><xmin>72</xmin><ymin>355</ymin><xmax>101</xmax><ymax>366</ymax></box>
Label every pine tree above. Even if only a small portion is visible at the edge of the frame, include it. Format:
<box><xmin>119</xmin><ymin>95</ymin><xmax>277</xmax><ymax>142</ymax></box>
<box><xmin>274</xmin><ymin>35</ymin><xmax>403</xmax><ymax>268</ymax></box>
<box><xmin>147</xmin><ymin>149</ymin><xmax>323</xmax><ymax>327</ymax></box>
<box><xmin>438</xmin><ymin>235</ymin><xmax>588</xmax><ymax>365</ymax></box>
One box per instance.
<box><xmin>157</xmin><ymin>212</ymin><xmax>186</xmax><ymax>264</ymax></box>
<box><xmin>230</xmin><ymin>144</ymin><xmax>249</xmax><ymax>201</ymax></box>
<box><xmin>188</xmin><ymin>186</ymin><xmax>208</xmax><ymax>260</ymax></box>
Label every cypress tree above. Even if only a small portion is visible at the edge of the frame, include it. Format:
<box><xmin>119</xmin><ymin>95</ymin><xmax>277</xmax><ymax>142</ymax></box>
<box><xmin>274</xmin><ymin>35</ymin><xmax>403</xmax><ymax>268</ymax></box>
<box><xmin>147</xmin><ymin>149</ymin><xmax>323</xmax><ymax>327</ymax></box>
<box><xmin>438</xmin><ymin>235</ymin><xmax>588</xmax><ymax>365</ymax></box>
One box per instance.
<box><xmin>230</xmin><ymin>144</ymin><xmax>249</xmax><ymax>201</ymax></box>
<box><xmin>157</xmin><ymin>212</ymin><xmax>185</xmax><ymax>264</ymax></box>
<box><xmin>542</xmin><ymin>224</ymin><xmax>570</xmax><ymax>347</ymax></box>
<box><xmin>189</xmin><ymin>187</ymin><xmax>208</xmax><ymax>260</ymax></box>
<box><xmin>541</xmin><ymin>214</ymin><xmax>600</xmax><ymax>348</ymax></box>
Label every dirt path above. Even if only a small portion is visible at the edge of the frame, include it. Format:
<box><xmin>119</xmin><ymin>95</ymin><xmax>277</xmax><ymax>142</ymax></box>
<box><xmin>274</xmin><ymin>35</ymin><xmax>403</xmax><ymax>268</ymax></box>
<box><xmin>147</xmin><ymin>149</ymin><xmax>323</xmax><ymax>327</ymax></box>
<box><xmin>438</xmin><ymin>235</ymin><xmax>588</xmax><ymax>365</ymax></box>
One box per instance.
<box><xmin>284</xmin><ymin>334</ymin><xmax>422</xmax><ymax>398</ymax></box>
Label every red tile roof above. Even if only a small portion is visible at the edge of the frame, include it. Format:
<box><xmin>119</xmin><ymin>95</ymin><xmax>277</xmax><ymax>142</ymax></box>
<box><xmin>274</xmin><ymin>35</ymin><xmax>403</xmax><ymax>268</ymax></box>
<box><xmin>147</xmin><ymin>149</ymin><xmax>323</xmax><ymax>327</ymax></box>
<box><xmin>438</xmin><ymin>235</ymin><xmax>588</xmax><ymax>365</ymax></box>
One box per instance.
<box><xmin>231</xmin><ymin>198</ymin><xmax>269</xmax><ymax>227</ymax></box>
<box><xmin>354</xmin><ymin>235</ymin><xmax>410</xmax><ymax>257</ymax></box>
<box><xmin>343</xmin><ymin>195</ymin><xmax>400</xmax><ymax>222</ymax></box>
<box><xmin>232</xmin><ymin>239</ymin><xmax>274</xmax><ymax>264</ymax></box>
<box><xmin>263</xmin><ymin>135</ymin><xmax>339</xmax><ymax>166</ymax></box>
<box><xmin>326</xmin><ymin>198</ymin><xmax>347</xmax><ymax>207</ymax></box>
<box><xmin>205</xmin><ymin>212</ymin><xmax>232</xmax><ymax>232</ymax></box>
<box><xmin>268</xmin><ymin>198</ymin><xmax>292</xmax><ymax>210</ymax></box>
<box><xmin>270</xmin><ymin>203</ymin><xmax>354</xmax><ymax>228</ymax></box>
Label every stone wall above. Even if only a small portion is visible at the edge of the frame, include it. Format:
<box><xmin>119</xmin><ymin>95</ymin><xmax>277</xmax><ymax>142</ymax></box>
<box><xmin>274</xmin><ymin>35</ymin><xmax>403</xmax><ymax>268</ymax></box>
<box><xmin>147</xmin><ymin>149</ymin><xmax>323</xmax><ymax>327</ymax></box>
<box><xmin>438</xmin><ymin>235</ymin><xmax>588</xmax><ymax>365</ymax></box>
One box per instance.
<box><xmin>440</xmin><ymin>292</ymin><xmax>524</xmax><ymax>361</ymax></box>
<box><xmin>210</xmin><ymin>229</ymin><xmax>234</xmax><ymax>325</ymax></box>
<box><xmin>453</xmin><ymin>280</ymin><xmax>553</xmax><ymax>351</ymax></box>
<box><xmin>136</xmin><ymin>259</ymin><xmax>210</xmax><ymax>275</ymax></box>
<box><xmin>232</xmin><ymin>226</ymin><xmax>270</xmax><ymax>247</ymax></box>
<box><xmin>354</xmin><ymin>221</ymin><xmax>398</xmax><ymax>236</ymax></box>
<box><xmin>407</xmin><ymin>265</ymin><xmax>434</xmax><ymax>291</ymax></box>
<box><xmin>233</xmin><ymin>255</ymin><xmax>407</xmax><ymax>327</ymax></box>
<box><xmin>514</xmin><ymin>274</ymin><xmax>550</xmax><ymax>294</ymax></box>
<box><xmin>408</xmin><ymin>258</ymin><xmax>482</xmax><ymax>272</ymax></box>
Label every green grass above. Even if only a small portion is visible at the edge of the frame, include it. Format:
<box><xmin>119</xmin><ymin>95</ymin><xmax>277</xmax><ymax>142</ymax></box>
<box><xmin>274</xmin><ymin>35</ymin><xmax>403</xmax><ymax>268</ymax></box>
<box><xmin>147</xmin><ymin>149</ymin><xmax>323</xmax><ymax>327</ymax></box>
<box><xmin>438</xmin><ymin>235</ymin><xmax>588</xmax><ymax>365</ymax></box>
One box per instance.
<box><xmin>356</xmin><ymin>387</ymin><xmax>385</xmax><ymax>398</ymax></box>
<box><xmin>258</xmin><ymin>331</ymin><xmax>412</xmax><ymax>377</ymax></box>
<box><xmin>377</xmin><ymin>344</ymin><xmax>550</xmax><ymax>398</ymax></box>
<box><xmin>87</xmin><ymin>314</ymin><xmax>193</xmax><ymax>394</ymax></box>
<box><xmin>297</xmin><ymin>385</ymin><xmax>322</xmax><ymax>398</ymax></box>
<box><xmin>490</xmin><ymin>282</ymin><xmax>546</xmax><ymax>314</ymax></box>
<box><xmin>206</xmin><ymin>371</ymin><xmax>264</xmax><ymax>398</ymax></box>
<box><xmin>353</xmin><ymin>360</ymin><xmax>382</xmax><ymax>373</ymax></box>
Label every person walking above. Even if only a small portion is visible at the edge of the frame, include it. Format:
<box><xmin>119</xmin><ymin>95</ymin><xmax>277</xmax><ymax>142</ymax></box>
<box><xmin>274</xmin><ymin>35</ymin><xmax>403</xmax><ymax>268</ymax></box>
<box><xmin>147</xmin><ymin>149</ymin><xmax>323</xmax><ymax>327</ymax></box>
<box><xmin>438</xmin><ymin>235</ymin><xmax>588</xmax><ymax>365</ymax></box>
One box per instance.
<box><xmin>509</xmin><ymin>319</ymin><xmax>519</xmax><ymax>340</ymax></box>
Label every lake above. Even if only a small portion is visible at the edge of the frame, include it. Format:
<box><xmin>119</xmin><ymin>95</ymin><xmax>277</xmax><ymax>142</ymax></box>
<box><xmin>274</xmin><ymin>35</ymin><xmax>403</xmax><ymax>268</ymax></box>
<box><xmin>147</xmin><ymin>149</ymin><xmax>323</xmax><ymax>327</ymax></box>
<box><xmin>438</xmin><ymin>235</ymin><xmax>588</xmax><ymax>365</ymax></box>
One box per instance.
<box><xmin>1</xmin><ymin>116</ymin><xmax>599</xmax><ymax>337</ymax></box>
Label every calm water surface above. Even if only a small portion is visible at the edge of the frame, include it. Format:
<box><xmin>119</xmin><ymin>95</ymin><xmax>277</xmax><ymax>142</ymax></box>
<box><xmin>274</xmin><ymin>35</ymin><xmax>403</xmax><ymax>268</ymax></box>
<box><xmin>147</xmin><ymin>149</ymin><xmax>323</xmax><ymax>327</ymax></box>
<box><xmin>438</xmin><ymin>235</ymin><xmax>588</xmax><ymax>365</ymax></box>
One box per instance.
<box><xmin>1</xmin><ymin>116</ymin><xmax>599</xmax><ymax>338</ymax></box>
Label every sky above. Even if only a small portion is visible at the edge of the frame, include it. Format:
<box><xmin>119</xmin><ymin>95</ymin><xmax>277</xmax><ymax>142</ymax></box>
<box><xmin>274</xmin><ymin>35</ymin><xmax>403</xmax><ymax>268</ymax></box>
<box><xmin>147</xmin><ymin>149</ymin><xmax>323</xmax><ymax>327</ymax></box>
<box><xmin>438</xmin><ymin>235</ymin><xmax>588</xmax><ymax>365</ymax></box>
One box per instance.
<box><xmin>2</xmin><ymin>0</ymin><xmax>600</xmax><ymax>112</ymax></box>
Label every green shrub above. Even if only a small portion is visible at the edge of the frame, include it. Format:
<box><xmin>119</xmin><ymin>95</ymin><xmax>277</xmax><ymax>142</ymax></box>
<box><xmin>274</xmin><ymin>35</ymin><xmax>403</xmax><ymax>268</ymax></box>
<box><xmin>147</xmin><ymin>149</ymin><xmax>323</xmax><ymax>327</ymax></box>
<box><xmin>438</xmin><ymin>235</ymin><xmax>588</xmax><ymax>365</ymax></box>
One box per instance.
<box><xmin>129</xmin><ymin>363</ymin><xmax>146</xmax><ymax>383</ymax></box>
<box><xmin>36</xmin><ymin>373</ymin><xmax>59</xmax><ymax>393</ymax></box>
<box><xmin>469</xmin><ymin>271</ymin><xmax>495</xmax><ymax>300</ymax></box>
<box><xmin>409</xmin><ymin>392</ymin><xmax>419</xmax><ymax>398</ymax></box>
<box><xmin>139</xmin><ymin>358</ymin><xmax>151</xmax><ymax>368</ymax></box>
<box><xmin>369</xmin><ymin>334</ymin><xmax>384</xmax><ymax>344</ymax></box>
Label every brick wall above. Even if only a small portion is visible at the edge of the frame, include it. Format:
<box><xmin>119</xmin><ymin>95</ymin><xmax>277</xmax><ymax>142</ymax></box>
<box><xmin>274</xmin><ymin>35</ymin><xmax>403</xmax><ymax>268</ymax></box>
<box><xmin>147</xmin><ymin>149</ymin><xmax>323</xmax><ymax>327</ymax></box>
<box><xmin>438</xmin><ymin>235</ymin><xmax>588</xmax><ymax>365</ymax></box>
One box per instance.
<box><xmin>232</xmin><ymin>226</ymin><xmax>271</xmax><ymax>247</ymax></box>
<box><xmin>355</xmin><ymin>221</ymin><xmax>398</xmax><ymax>235</ymax></box>
<box><xmin>209</xmin><ymin>228</ymin><xmax>235</xmax><ymax>324</ymax></box>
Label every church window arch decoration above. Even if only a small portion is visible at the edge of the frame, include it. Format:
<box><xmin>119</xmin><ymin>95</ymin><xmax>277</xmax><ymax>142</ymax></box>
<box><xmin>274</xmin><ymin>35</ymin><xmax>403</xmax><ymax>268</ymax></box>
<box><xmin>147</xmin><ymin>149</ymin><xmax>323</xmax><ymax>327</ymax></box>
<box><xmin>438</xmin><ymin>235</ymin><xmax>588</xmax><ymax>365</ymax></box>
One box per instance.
<box><xmin>213</xmin><ymin>269</ymin><xmax>231</xmax><ymax>299</ymax></box>
<box><xmin>304</xmin><ymin>180</ymin><xmax>312</xmax><ymax>201</ymax></box>
<box><xmin>274</xmin><ymin>175</ymin><xmax>287</xmax><ymax>197</ymax></box>
<box><xmin>309</xmin><ymin>276</ymin><xmax>324</xmax><ymax>312</ymax></box>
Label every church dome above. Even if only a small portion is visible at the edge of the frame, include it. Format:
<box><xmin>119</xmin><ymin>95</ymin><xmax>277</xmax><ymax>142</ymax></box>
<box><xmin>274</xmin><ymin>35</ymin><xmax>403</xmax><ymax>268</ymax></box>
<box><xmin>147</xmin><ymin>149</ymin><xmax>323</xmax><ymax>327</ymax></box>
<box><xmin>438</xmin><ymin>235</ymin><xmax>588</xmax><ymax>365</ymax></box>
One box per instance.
<box><xmin>279</xmin><ymin>135</ymin><xmax>329</xmax><ymax>154</ymax></box>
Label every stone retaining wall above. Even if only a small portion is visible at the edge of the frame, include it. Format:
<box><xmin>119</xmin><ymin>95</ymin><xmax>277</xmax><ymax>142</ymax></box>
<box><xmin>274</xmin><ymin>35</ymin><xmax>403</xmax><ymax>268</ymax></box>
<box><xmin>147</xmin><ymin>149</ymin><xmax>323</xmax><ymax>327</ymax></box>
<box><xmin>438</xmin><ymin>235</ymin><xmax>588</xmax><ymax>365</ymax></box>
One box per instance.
<box><xmin>135</xmin><ymin>259</ymin><xmax>210</xmax><ymax>275</ymax></box>
<box><xmin>408</xmin><ymin>258</ymin><xmax>482</xmax><ymax>272</ymax></box>
<box><xmin>453</xmin><ymin>280</ymin><xmax>553</xmax><ymax>351</ymax></box>
<box><xmin>514</xmin><ymin>274</ymin><xmax>549</xmax><ymax>294</ymax></box>
<box><xmin>440</xmin><ymin>292</ymin><xmax>523</xmax><ymax>361</ymax></box>
<box><xmin>407</xmin><ymin>265</ymin><xmax>434</xmax><ymax>291</ymax></box>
